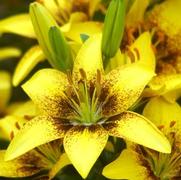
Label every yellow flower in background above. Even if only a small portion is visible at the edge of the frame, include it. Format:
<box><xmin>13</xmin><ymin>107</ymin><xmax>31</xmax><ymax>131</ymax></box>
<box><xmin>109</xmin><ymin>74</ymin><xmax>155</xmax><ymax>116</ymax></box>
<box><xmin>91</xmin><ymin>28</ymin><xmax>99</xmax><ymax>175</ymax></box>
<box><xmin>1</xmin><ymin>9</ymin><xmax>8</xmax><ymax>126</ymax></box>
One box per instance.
<box><xmin>0</xmin><ymin>139</ymin><xmax>70</xmax><ymax>179</ymax></box>
<box><xmin>5</xmin><ymin>34</ymin><xmax>171</xmax><ymax>179</ymax></box>
<box><xmin>0</xmin><ymin>101</ymin><xmax>70</xmax><ymax>179</ymax></box>
<box><xmin>0</xmin><ymin>0</ymin><xmax>103</xmax><ymax>87</ymax></box>
<box><xmin>103</xmin><ymin>96</ymin><xmax>181</xmax><ymax>179</ymax></box>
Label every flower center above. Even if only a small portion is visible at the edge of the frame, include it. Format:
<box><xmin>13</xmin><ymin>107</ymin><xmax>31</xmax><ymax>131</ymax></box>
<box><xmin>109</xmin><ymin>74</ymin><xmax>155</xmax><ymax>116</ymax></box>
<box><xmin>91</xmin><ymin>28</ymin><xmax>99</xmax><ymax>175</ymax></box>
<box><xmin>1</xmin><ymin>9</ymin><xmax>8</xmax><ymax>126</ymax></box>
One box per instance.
<box><xmin>139</xmin><ymin>122</ymin><xmax>181</xmax><ymax>179</ymax></box>
<box><xmin>65</xmin><ymin>69</ymin><xmax>104</xmax><ymax>124</ymax></box>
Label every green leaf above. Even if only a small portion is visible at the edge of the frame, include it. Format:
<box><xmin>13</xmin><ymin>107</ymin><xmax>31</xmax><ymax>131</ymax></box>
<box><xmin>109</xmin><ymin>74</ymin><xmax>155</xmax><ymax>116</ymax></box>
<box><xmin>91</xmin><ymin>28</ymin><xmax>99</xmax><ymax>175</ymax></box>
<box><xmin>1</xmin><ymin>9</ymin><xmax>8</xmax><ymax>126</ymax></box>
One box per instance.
<box><xmin>48</xmin><ymin>26</ymin><xmax>73</xmax><ymax>72</ymax></box>
<box><xmin>102</xmin><ymin>0</ymin><xmax>126</xmax><ymax>67</ymax></box>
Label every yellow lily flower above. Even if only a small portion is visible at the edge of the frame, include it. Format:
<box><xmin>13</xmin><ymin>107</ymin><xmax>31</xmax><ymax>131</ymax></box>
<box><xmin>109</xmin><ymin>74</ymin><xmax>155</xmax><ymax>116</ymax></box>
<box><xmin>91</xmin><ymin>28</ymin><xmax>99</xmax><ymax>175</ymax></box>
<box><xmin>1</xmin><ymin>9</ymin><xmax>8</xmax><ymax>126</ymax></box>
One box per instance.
<box><xmin>122</xmin><ymin>0</ymin><xmax>181</xmax><ymax>103</ymax></box>
<box><xmin>0</xmin><ymin>139</ymin><xmax>70</xmax><ymax>179</ymax></box>
<box><xmin>103</xmin><ymin>97</ymin><xmax>181</xmax><ymax>179</ymax></box>
<box><xmin>5</xmin><ymin>34</ymin><xmax>171</xmax><ymax>178</ymax></box>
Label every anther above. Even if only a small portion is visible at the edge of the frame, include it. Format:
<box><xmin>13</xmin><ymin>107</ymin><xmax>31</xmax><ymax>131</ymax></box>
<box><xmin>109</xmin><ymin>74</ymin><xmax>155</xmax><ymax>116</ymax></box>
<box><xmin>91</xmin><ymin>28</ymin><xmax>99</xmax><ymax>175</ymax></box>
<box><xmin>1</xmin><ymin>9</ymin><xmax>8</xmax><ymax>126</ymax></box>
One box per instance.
<box><xmin>10</xmin><ymin>131</ymin><xmax>14</xmax><ymax>140</ymax></box>
<box><xmin>79</xmin><ymin>68</ymin><xmax>87</xmax><ymax>80</ymax></box>
<box><xmin>170</xmin><ymin>121</ymin><xmax>176</xmax><ymax>128</ymax></box>
<box><xmin>134</xmin><ymin>48</ymin><xmax>140</xmax><ymax>60</ymax></box>
<box><xmin>127</xmin><ymin>49</ymin><xmax>136</xmax><ymax>63</ymax></box>
<box><xmin>15</xmin><ymin>122</ymin><xmax>20</xmax><ymax>130</ymax></box>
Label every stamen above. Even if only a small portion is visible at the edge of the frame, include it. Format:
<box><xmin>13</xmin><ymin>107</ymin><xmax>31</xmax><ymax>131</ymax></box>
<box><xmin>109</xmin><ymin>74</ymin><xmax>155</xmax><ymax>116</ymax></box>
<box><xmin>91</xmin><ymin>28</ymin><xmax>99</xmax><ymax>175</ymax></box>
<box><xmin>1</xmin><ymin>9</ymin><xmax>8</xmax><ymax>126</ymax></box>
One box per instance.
<box><xmin>79</xmin><ymin>68</ymin><xmax>87</xmax><ymax>80</ymax></box>
<box><xmin>15</xmin><ymin>122</ymin><xmax>20</xmax><ymax>130</ymax></box>
<box><xmin>10</xmin><ymin>131</ymin><xmax>14</xmax><ymax>140</ymax></box>
<box><xmin>126</xmin><ymin>48</ymin><xmax>136</xmax><ymax>63</ymax></box>
<box><xmin>133</xmin><ymin>48</ymin><xmax>140</xmax><ymax>60</ymax></box>
<box><xmin>170</xmin><ymin>121</ymin><xmax>176</xmax><ymax>128</ymax></box>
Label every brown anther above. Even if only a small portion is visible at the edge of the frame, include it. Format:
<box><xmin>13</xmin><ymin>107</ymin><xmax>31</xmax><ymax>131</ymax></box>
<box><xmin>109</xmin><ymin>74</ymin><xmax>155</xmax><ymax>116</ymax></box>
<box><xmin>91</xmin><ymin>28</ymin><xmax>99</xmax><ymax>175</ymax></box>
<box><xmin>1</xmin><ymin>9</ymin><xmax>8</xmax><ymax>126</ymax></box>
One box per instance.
<box><xmin>158</xmin><ymin>125</ymin><xmax>165</xmax><ymax>130</ymax></box>
<box><xmin>79</xmin><ymin>68</ymin><xmax>87</xmax><ymax>80</ymax></box>
<box><xmin>66</xmin><ymin>70</ymin><xmax>73</xmax><ymax>85</ymax></box>
<box><xmin>96</xmin><ymin>70</ymin><xmax>101</xmax><ymax>85</ymax></box>
<box><xmin>133</xmin><ymin>48</ymin><xmax>140</xmax><ymax>60</ymax></box>
<box><xmin>10</xmin><ymin>131</ymin><xmax>14</xmax><ymax>140</ymax></box>
<box><xmin>170</xmin><ymin>132</ymin><xmax>176</xmax><ymax>139</ymax></box>
<box><xmin>170</xmin><ymin>121</ymin><xmax>176</xmax><ymax>128</ymax></box>
<box><xmin>127</xmin><ymin>50</ymin><xmax>135</xmax><ymax>63</ymax></box>
<box><xmin>15</xmin><ymin>122</ymin><xmax>20</xmax><ymax>130</ymax></box>
<box><xmin>24</xmin><ymin>115</ymin><xmax>33</xmax><ymax>121</ymax></box>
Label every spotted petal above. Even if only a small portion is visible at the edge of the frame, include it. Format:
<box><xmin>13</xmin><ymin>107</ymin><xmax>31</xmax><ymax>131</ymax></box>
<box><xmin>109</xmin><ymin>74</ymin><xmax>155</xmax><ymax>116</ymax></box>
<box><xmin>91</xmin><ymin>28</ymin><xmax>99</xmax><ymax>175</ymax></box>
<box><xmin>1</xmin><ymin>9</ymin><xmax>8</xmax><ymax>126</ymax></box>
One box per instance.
<box><xmin>143</xmin><ymin>97</ymin><xmax>181</xmax><ymax>133</ymax></box>
<box><xmin>73</xmin><ymin>33</ymin><xmax>103</xmax><ymax>82</ymax></box>
<box><xmin>0</xmin><ymin>150</ymin><xmax>47</xmax><ymax>177</ymax></box>
<box><xmin>22</xmin><ymin>69</ymin><xmax>69</xmax><ymax>117</ymax></box>
<box><xmin>103</xmin><ymin>149</ymin><xmax>149</xmax><ymax>180</ymax></box>
<box><xmin>102</xmin><ymin>63</ymin><xmax>154</xmax><ymax>116</ymax></box>
<box><xmin>104</xmin><ymin>111</ymin><xmax>171</xmax><ymax>153</ymax></box>
<box><xmin>5</xmin><ymin>116</ymin><xmax>70</xmax><ymax>161</ymax></box>
<box><xmin>64</xmin><ymin>125</ymin><xmax>108</xmax><ymax>178</ymax></box>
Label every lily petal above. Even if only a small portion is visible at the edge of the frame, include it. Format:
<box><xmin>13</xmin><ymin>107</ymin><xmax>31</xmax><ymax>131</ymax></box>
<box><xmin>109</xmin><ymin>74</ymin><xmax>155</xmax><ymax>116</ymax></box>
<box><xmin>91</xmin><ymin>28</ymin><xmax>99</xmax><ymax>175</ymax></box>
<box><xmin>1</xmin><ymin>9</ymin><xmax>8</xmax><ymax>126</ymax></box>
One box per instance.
<box><xmin>49</xmin><ymin>153</ymin><xmax>70</xmax><ymax>179</ymax></box>
<box><xmin>126</xmin><ymin>0</ymin><xmax>149</xmax><ymax>27</ymax></box>
<box><xmin>64</xmin><ymin>125</ymin><xmax>108</xmax><ymax>178</ymax></box>
<box><xmin>104</xmin><ymin>111</ymin><xmax>171</xmax><ymax>153</ymax></box>
<box><xmin>0</xmin><ymin>14</ymin><xmax>35</xmax><ymax>38</ymax></box>
<box><xmin>0</xmin><ymin>71</ymin><xmax>11</xmax><ymax>112</ymax></box>
<box><xmin>13</xmin><ymin>46</ymin><xmax>45</xmax><ymax>86</ymax></box>
<box><xmin>0</xmin><ymin>115</ymin><xmax>26</xmax><ymax>140</ymax></box>
<box><xmin>22</xmin><ymin>69</ymin><xmax>69</xmax><ymax>117</ymax></box>
<box><xmin>0</xmin><ymin>150</ymin><xmax>47</xmax><ymax>177</ymax></box>
<box><xmin>73</xmin><ymin>33</ymin><xmax>103</xmax><ymax>82</ymax></box>
<box><xmin>64</xmin><ymin>22</ymin><xmax>102</xmax><ymax>43</ymax></box>
<box><xmin>148</xmin><ymin>74</ymin><xmax>181</xmax><ymax>101</ymax></box>
<box><xmin>103</xmin><ymin>149</ymin><xmax>149</xmax><ymax>180</ymax></box>
<box><xmin>130</xmin><ymin>32</ymin><xmax>156</xmax><ymax>71</ymax></box>
<box><xmin>5</xmin><ymin>116</ymin><xmax>70</xmax><ymax>161</ymax></box>
<box><xmin>143</xmin><ymin>97</ymin><xmax>181</xmax><ymax>133</ymax></box>
<box><xmin>0</xmin><ymin>47</ymin><xmax>21</xmax><ymax>60</ymax></box>
<box><xmin>102</xmin><ymin>63</ymin><xmax>154</xmax><ymax>116</ymax></box>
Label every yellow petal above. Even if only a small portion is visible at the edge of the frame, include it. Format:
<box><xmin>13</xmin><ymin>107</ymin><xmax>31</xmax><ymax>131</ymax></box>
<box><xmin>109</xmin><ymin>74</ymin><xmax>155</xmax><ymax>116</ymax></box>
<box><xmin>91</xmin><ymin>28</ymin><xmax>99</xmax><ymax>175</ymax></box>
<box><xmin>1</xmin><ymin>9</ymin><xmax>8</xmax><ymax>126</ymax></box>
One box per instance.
<box><xmin>104</xmin><ymin>111</ymin><xmax>171</xmax><ymax>153</ymax></box>
<box><xmin>6</xmin><ymin>101</ymin><xmax>38</xmax><ymax>117</ymax></box>
<box><xmin>5</xmin><ymin>116</ymin><xmax>69</xmax><ymax>160</ymax></box>
<box><xmin>64</xmin><ymin>125</ymin><xmax>108</xmax><ymax>178</ymax></box>
<box><xmin>0</xmin><ymin>47</ymin><xmax>21</xmax><ymax>60</ymax></box>
<box><xmin>64</xmin><ymin>22</ymin><xmax>103</xmax><ymax>43</ymax></box>
<box><xmin>73</xmin><ymin>33</ymin><xmax>103</xmax><ymax>82</ymax></box>
<box><xmin>130</xmin><ymin>32</ymin><xmax>156</xmax><ymax>71</ymax></box>
<box><xmin>49</xmin><ymin>153</ymin><xmax>70</xmax><ymax>179</ymax></box>
<box><xmin>0</xmin><ymin>14</ymin><xmax>35</xmax><ymax>38</ymax></box>
<box><xmin>0</xmin><ymin>71</ymin><xmax>11</xmax><ymax>111</ymax></box>
<box><xmin>103</xmin><ymin>63</ymin><xmax>154</xmax><ymax>116</ymax></box>
<box><xmin>22</xmin><ymin>69</ymin><xmax>69</xmax><ymax>117</ymax></box>
<box><xmin>148</xmin><ymin>74</ymin><xmax>181</xmax><ymax>101</ymax></box>
<box><xmin>103</xmin><ymin>149</ymin><xmax>149</xmax><ymax>180</ymax></box>
<box><xmin>143</xmin><ymin>97</ymin><xmax>181</xmax><ymax>133</ymax></box>
<box><xmin>0</xmin><ymin>150</ymin><xmax>47</xmax><ymax>177</ymax></box>
<box><xmin>126</xmin><ymin>0</ymin><xmax>149</xmax><ymax>27</ymax></box>
<box><xmin>13</xmin><ymin>46</ymin><xmax>45</xmax><ymax>86</ymax></box>
<box><xmin>0</xmin><ymin>115</ymin><xmax>26</xmax><ymax>140</ymax></box>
